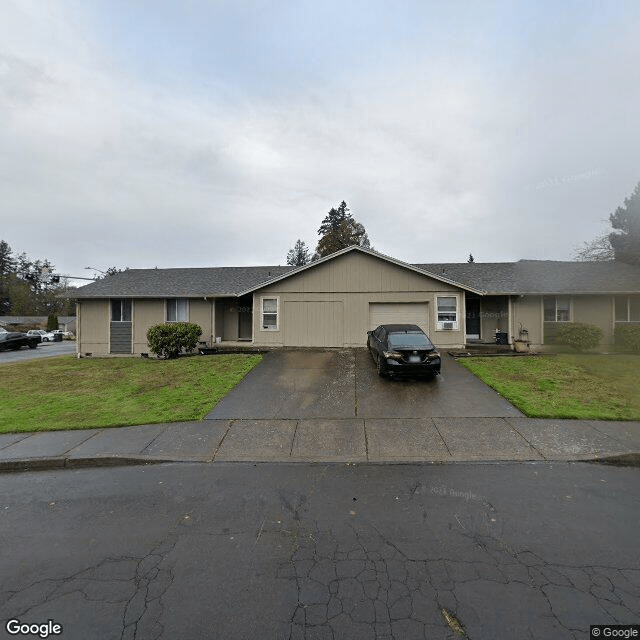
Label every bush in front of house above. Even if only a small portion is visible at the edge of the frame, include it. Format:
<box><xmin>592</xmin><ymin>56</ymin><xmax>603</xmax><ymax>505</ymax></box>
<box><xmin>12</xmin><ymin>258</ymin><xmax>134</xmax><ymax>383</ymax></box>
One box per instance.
<box><xmin>555</xmin><ymin>323</ymin><xmax>603</xmax><ymax>351</ymax></box>
<box><xmin>615</xmin><ymin>324</ymin><xmax>640</xmax><ymax>352</ymax></box>
<box><xmin>146</xmin><ymin>322</ymin><xmax>203</xmax><ymax>359</ymax></box>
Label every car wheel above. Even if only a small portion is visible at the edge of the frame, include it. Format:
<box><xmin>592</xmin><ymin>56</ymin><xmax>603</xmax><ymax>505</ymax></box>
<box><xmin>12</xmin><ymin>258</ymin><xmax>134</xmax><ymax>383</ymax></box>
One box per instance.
<box><xmin>28</xmin><ymin>343</ymin><xmax>37</xmax><ymax>349</ymax></box>
<box><xmin>43</xmin><ymin>337</ymin><xmax>48</xmax><ymax>342</ymax></box>
<box><xmin>376</xmin><ymin>354</ymin><xmax>386</xmax><ymax>377</ymax></box>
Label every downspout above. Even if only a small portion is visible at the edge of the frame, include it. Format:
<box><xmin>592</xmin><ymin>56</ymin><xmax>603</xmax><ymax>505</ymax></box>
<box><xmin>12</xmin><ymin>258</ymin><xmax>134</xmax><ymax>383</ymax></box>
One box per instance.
<box><xmin>76</xmin><ymin>300</ymin><xmax>81</xmax><ymax>355</ymax></box>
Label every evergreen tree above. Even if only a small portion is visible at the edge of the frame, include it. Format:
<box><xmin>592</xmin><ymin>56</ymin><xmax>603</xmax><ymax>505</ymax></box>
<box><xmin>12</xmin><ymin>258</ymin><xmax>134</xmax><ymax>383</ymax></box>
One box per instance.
<box><xmin>609</xmin><ymin>181</ymin><xmax>640</xmax><ymax>265</ymax></box>
<box><xmin>315</xmin><ymin>201</ymin><xmax>371</xmax><ymax>258</ymax></box>
<box><xmin>286</xmin><ymin>240</ymin><xmax>310</xmax><ymax>267</ymax></box>
<box><xmin>575</xmin><ymin>181</ymin><xmax>640</xmax><ymax>264</ymax></box>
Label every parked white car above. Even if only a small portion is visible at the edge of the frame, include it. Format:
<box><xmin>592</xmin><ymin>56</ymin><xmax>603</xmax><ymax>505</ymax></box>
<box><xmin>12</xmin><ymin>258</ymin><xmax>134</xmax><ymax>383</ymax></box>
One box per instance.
<box><xmin>52</xmin><ymin>330</ymin><xmax>75</xmax><ymax>339</ymax></box>
<box><xmin>27</xmin><ymin>329</ymin><xmax>56</xmax><ymax>342</ymax></box>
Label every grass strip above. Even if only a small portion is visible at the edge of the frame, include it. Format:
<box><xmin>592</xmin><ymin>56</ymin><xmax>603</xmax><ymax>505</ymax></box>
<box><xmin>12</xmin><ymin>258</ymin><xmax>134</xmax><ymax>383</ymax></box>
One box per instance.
<box><xmin>0</xmin><ymin>354</ymin><xmax>262</xmax><ymax>433</ymax></box>
<box><xmin>458</xmin><ymin>354</ymin><xmax>640</xmax><ymax>420</ymax></box>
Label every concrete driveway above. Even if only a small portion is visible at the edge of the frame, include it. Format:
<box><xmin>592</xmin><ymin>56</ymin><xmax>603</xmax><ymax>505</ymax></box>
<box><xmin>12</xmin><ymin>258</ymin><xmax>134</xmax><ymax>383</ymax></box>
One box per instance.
<box><xmin>206</xmin><ymin>348</ymin><xmax>523</xmax><ymax>420</ymax></box>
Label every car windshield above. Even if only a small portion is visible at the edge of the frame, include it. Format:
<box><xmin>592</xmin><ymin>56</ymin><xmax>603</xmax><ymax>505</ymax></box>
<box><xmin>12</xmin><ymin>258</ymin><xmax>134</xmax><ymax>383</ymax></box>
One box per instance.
<box><xmin>388</xmin><ymin>332</ymin><xmax>434</xmax><ymax>349</ymax></box>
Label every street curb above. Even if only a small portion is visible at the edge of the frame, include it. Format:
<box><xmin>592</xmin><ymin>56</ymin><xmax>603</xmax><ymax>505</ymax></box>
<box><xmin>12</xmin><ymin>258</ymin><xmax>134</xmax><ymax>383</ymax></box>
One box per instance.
<box><xmin>1</xmin><ymin>452</ymin><xmax>640</xmax><ymax>472</ymax></box>
<box><xmin>587</xmin><ymin>453</ymin><xmax>640</xmax><ymax>468</ymax></box>
<box><xmin>0</xmin><ymin>456</ymin><xmax>168</xmax><ymax>473</ymax></box>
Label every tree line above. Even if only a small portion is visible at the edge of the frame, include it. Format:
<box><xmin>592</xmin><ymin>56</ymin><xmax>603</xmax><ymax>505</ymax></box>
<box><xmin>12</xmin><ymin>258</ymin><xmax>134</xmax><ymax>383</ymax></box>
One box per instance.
<box><xmin>288</xmin><ymin>184</ymin><xmax>640</xmax><ymax>268</ymax></box>
<box><xmin>0</xmin><ymin>240</ymin><xmax>75</xmax><ymax>317</ymax></box>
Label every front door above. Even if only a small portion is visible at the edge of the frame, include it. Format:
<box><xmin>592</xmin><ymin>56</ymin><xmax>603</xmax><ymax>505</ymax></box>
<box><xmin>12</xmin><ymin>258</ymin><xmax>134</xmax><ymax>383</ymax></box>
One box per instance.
<box><xmin>238</xmin><ymin>297</ymin><xmax>253</xmax><ymax>341</ymax></box>
<box><xmin>465</xmin><ymin>298</ymin><xmax>481</xmax><ymax>340</ymax></box>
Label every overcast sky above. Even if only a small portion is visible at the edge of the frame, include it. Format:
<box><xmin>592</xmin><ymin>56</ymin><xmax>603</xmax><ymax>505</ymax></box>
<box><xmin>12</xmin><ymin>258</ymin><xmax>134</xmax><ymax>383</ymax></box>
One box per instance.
<box><xmin>2</xmin><ymin>0</ymin><xmax>639</xmax><ymax>283</ymax></box>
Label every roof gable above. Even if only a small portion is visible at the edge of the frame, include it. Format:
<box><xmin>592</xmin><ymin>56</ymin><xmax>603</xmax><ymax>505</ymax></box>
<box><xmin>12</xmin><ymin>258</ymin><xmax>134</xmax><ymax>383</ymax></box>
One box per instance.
<box><xmin>241</xmin><ymin>246</ymin><xmax>484</xmax><ymax>295</ymax></box>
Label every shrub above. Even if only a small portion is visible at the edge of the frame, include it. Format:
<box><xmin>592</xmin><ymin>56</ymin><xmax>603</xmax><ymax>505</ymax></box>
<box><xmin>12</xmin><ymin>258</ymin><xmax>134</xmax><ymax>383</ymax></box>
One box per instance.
<box><xmin>146</xmin><ymin>322</ymin><xmax>203</xmax><ymax>359</ymax></box>
<box><xmin>47</xmin><ymin>315</ymin><xmax>58</xmax><ymax>331</ymax></box>
<box><xmin>615</xmin><ymin>324</ymin><xmax>640</xmax><ymax>352</ymax></box>
<box><xmin>555</xmin><ymin>323</ymin><xmax>603</xmax><ymax>351</ymax></box>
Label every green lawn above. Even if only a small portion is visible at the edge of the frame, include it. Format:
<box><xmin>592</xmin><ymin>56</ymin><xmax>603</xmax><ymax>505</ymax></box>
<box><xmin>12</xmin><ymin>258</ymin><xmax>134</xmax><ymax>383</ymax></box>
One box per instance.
<box><xmin>459</xmin><ymin>354</ymin><xmax>640</xmax><ymax>420</ymax></box>
<box><xmin>0</xmin><ymin>354</ymin><xmax>262</xmax><ymax>433</ymax></box>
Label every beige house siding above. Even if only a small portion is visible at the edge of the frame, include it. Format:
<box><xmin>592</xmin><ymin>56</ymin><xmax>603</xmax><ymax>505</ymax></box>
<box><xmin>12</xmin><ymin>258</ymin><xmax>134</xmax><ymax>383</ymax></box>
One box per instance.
<box><xmin>512</xmin><ymin>296</ymin><xmax>544</xmax><ymax>347</ymax></box>
<box><xmin>572</xmin><ymin>295</ymin><xmax>614</xmax><ymax>345</ymax></box>
<box><xmin>78</xmin><ymin>298</ymin><xmax>211</xmax><ymax>356</ymax></box>
<box><xmin>512</xmin><ymin>294</ymin><xmax>615</xmax><ymax>350</ymax></box>
<box><xmin>189</xmin><ymin>299</ymin><xmax>214</xmax><ymax>344</ymax></box>
<box><xmin>77</xmin><ymin>299</ymin><xmax>110</xmax><ymax>354</ymax></box>
<box><xmin>132</xmin><ymin>300</ymin><xmax>164</xmax><ymax>353</ymax></box>
<box><xmin>252</xmin><ymin>251</ymin><xmax>466</xmax><ymax>348</ymax></box>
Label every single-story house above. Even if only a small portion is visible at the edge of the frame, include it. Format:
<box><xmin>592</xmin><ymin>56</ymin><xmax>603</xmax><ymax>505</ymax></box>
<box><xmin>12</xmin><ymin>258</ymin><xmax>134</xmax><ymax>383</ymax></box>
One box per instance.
<box><xmin>71</xmin><ymin>246</ymin><xmax>640</xmax><ymax>355</ymax></box>
<box><xmin>0</xmin><ymin>315</ymin><xmax>76</xmax><ymax>332</ymax></box>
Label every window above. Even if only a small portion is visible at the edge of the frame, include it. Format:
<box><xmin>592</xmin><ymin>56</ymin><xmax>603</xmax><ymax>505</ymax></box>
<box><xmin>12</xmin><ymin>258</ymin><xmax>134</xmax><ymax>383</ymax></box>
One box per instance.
<box><xmin>111</xmin><ymin>299</ymin><xmax>131</xmax><ymax>322</ymax></box>
<box><xmin>167</xmin><ymin>298</ymin><xmax>188</xmax><ymax>322</ymax></box>
<box><xmin>543</xmin><ymin>296</ymin><xmax>570</xmax><ymax>322</ymax></box>
<box><xmin>615</xmin><ymin>296</ymin><xmax>640</xmax><ymax>322</ymax></box>
<box><xmin>261</xmin><ymin>298</ymin><xmax>278</xmax><ymax>330</ymax></box>
<box><xmin>437</xmin><ymin>296</ymin><xmax>458</xmax><ymax>328</ymax></box>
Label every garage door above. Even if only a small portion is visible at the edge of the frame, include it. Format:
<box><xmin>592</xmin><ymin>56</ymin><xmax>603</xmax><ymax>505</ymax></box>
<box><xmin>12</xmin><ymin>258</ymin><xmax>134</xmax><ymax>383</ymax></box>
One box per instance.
<box><xmin>369</xmin><ymin>302</ymin><xmax>429</xmax><ymax>333</ymax></box>
<box><xmin>283</xmin><ymin>301</ymin><xmax>344</xmax><ymax>347</ymax></box>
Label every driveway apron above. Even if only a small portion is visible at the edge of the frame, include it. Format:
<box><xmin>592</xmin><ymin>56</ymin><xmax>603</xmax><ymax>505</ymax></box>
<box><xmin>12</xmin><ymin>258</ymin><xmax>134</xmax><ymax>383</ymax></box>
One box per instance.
<box><xmin>205</xmin><ymin>349</ymin><xmax>523</xmax><ymax>419</ymax></box>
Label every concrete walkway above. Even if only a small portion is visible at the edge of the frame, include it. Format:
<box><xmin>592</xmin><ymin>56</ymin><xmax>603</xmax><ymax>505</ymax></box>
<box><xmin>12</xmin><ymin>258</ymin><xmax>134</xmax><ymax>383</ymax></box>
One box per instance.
<box><xmin>1</xmin><ymin>416</ymin><xmax>640</xmax><ymax>471</ymax></box>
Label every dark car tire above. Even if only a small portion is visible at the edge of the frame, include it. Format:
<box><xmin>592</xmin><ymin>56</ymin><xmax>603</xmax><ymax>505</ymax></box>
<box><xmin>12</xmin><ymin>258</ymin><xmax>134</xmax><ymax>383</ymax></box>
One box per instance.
<box><xmin>28</xmin><ymin>343</ymin><xmax>37</xmax><ymax>349</ymax></box>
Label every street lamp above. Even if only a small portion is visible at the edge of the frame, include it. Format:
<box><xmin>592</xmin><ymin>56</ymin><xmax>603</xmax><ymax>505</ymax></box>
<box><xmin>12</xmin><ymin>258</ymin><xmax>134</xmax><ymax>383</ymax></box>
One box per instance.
<box><xmin>85</xmin><ymin>266</ymin><xmax>108</xmax><ymax>275</ymax></box>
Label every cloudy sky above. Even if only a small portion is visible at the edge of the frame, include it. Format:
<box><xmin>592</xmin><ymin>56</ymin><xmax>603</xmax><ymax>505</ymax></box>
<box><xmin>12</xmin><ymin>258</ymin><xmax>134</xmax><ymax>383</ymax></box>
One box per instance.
<box><xmin>2</xmin><ymin>0</ymin><xmax>639</xmax><ymax>283</ymax></box>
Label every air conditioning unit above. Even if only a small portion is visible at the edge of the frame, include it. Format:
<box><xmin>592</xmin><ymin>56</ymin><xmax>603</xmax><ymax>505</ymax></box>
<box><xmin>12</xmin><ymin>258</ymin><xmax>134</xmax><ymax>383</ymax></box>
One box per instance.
<box><xmin>443</xmin><ymin>322</ymin><xmax>454</xmax><ymax>330</ymax></box>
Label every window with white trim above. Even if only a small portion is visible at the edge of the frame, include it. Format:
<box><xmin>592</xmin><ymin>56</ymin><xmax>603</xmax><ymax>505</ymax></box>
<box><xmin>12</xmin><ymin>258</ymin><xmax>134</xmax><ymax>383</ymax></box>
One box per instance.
<box><xmin>167</xmin><ymin>298</ymin><xmax>189</xmax><ymax>322</ymax></box>
<box><xmin>261</xmin><ymin>297</ymin><xmax>278</xmax><ymax>330</ymax></box>
<box><xmin>111</xmin><ymin>299</ymin><xmax>132</xmax><ymax>321</ymax></box>
<box><xmin>615</xmin><ymin>295</ymin><xmax>640</xmax><ymax>322</ymax></box>
<box><xmin>436</xmin><ymin>296</ymin><xmax>458</xmax><ymax>329</ymax></box>
<box><xmin>544</xmin><ymin>296</ymin><xmax>570</xmax><ymax>322</ymax></box>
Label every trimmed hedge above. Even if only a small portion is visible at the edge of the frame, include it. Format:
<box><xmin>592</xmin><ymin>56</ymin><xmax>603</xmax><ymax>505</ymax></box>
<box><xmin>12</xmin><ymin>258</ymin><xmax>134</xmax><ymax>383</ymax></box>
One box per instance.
<box><xmin>146</xmin><ymin>322</ymin><xmax>203</xmax><ymax>359</ymax></box>
<box><xmin>615</xmin><ymin>324</ymin><xmax>640</xmax><ymax>352</ymax></box>
<box><xmin>555</xmin><ymin>323</ymin><xmax>603</xmax><ymax>351</ymax></box>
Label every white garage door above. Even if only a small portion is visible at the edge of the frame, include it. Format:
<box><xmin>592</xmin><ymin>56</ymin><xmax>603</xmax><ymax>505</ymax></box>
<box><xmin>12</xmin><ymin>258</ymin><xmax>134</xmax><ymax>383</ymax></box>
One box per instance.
<box><xmin>369</xmin><ymin>302</ymin><xmax>429</xmax><ymax>333</ymax></box>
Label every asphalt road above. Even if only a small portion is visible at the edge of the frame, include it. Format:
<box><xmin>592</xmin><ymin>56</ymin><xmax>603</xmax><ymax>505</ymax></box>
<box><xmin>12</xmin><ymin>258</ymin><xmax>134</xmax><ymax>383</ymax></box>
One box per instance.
<box><xmin>1</xmin><ymin>462</ymin><xmax>638</xmax><ymax>639</ymax></box>
<box><xmin>0</xmin><ymin>340</ymin><xmax>76</xmax><ymax>364</ymax></box>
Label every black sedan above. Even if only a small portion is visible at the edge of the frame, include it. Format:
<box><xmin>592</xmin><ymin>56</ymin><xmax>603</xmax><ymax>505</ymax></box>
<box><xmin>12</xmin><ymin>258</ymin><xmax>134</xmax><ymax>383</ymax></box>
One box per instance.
<box><xmin>367</xmin><ymin>324</ymin><xmax>441</xmax><ymax>378</ymax></box>
<box><xmin>0</xmin><ymin>331</ymin><xmax>40</xmax><ymax>351</ymax></box>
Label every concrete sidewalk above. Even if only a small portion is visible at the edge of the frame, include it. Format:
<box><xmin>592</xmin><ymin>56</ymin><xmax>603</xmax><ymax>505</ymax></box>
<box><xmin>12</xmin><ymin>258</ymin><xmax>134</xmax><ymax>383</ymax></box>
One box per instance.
<box><xmin>1</xmin><ymin>416</ymin><xmax>640</xmax><ymax>471</ymax></box>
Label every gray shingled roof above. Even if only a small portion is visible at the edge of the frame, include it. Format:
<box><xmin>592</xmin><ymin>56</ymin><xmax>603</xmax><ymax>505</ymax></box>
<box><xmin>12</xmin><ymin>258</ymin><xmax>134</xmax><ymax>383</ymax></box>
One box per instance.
<box><xmin>72</xmin><ymin>255</ymin><xmax>640</xmax><ymax>299</ymax></box>
<box><xmin>415</xmin><ymin>260</ymin><xmax>640</xmax><ymax>294</ymax></box>
<box><xmin>73</xmin><ymin>266</ymin><xmax>295</xmax><ymax>298</ymax></box>
<box><xmin>412</xmin><ymin>263</ymin><xmax>518</xmax><ymax>293</ymax></box>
